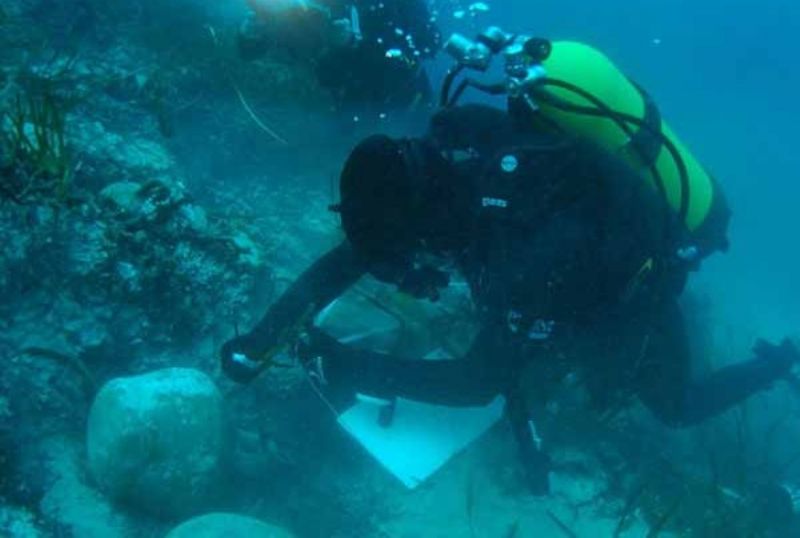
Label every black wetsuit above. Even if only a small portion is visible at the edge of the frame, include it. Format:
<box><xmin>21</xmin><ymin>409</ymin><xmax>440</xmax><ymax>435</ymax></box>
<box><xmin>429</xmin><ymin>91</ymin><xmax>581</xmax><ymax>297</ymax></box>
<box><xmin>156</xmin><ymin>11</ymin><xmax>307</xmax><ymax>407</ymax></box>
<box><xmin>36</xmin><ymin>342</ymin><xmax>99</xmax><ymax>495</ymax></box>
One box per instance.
<box><xmin>226</xmin><ymin>106</ymin><xmax>791</xmax><ymax>492</ymax></box>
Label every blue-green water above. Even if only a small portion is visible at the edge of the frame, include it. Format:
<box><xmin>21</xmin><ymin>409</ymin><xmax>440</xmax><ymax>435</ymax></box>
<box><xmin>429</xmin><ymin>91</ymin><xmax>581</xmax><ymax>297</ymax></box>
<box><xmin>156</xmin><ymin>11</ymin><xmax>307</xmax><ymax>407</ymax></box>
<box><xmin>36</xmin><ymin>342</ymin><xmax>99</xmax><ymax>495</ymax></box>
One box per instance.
<box><xmin>1</xmin><ymin>1</ymin><xmax>799</xmax><ymax>536</ymax></box>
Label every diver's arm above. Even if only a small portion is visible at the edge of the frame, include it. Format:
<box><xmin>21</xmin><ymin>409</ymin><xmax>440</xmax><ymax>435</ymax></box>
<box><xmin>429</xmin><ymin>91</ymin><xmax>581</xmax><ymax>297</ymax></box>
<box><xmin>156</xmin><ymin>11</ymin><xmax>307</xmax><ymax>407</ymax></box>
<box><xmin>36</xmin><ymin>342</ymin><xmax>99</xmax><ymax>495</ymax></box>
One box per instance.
<box><xmin>221</xmin><ymin>241</ymin><xmax>366</xmax><ymax>383</ymax></box>
<box><xmin>249</xmin><ymin>241</ymin><xmax>366</xmax><ymax>342</ymax></box>
<box><xmin>302</xmin><ymin>319</ymin><xmax>513</xmax><ymax>405</ymax></box>
<box><xmin>303</xmin><ymin>321</ymin><xmax>552</xmax><ymax>494</ymax></box>
<box><xmin>674</xmin><ymin>344</ymin><xmax>796</xmax><ymax>425</ymax></box>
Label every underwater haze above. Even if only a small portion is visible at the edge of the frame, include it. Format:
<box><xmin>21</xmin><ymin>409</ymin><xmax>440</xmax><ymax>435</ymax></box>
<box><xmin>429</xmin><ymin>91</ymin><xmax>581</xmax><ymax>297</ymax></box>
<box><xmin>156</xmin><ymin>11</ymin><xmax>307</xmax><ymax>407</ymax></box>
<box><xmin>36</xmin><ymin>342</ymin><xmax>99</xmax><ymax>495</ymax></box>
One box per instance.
<box><xmin>1</xmin><ymin>0</ymin><xmax>799</xmax><ymax>537</ymax></box>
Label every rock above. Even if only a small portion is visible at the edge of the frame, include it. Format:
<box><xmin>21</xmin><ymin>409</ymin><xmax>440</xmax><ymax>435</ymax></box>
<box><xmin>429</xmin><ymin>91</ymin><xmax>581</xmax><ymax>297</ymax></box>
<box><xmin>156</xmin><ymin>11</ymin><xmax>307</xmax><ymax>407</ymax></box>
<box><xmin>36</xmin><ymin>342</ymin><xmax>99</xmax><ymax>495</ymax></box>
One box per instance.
<box><xmin>177</xmin><ymin>204</ymin><xmax>209</xmax><ymax>233</ymax></box>
<box><xmin>99</xmin><ymin>181</ymin><xmax>142</xmax><ymax>214</ymax></box>
<box><xmin>39</xmin><ymin>436</ymin><xmax>137</xmax><ymax>538</ymax></box>
<box><xmin>549</xmin><ymin>449</ymin><xmax>609</xmax><ymax>507</ymax></box>
<box><xmin>0</xmin><ymin>505</ymin><xmax>45</xmax><ymax>538</ymax></box>
<box><xmin>86</xmin><ymin>368</ymin><xmax>223</xmax><ymax>517</ymax></box>
<box><xmin>231</xmin><ymin>231</ymin><xmax>263</xmax><ymax>268</ymax></box>
<box><xmin>70</xmin><ymin>120</ymin><xmax>176</xmax><ymax>188</ymax></box>
<box><xmin>166</xmin><ymin>513</ymin><xmax>294</xmax><ymax>538</ymax></box>
<box><xmin>41</xmin><ymin>469</ymin><xmax>130</xmax><ymax>538</ymax></box>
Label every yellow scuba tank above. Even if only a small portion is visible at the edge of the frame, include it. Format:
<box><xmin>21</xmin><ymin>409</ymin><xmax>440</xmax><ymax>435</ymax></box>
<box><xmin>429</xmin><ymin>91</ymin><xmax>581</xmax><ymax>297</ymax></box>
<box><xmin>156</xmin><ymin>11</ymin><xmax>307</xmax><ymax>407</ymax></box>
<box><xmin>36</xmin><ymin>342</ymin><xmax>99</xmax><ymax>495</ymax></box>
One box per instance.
<box><xmin>442</xmin><ymin>29</ymin><xmax>729</xmax><ymax>253</ymax></box>
<box><xmin>534</xmin><ymin>41</ymin><xmax>714</xmax><ymax>234</ymax></box>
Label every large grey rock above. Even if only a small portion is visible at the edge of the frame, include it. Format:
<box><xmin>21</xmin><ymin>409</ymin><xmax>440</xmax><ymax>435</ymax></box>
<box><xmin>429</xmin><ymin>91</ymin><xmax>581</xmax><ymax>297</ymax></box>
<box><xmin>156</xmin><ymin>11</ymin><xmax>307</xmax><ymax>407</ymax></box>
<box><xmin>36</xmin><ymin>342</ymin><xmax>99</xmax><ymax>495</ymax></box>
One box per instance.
<box><xmin>165</xmin><ymin>513</ymin><xmax>294</xmax><ymax>538</ymax></box>
<box><xmin>86</xmin><ymin>368</ymin><xmax>223</xmax><ymax>517</ymax></box>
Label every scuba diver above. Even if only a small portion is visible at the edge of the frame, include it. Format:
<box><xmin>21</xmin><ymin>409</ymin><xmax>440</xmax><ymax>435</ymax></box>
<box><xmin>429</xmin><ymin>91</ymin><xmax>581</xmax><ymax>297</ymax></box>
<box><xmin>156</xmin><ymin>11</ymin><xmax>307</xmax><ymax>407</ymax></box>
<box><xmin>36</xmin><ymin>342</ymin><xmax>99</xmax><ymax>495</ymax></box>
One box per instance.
<box><xmin>220</xmin><ymin>28</ymin><xmax>800</xmax><ymax>494</ymax></box>
<box><xmin>238</xmin><ymin>0</ymin><xmax>441</xmax><ymax>118</ymax></box>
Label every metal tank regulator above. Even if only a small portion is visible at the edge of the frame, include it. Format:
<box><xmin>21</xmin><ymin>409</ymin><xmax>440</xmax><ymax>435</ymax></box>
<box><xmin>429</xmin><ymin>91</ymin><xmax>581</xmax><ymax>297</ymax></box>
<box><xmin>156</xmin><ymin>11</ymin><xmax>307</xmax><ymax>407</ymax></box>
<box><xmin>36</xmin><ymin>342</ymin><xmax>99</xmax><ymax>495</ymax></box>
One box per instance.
<box><xmin>440</xmin><ymin>26</ymin><xmax>552</xmax><ymax>108</ymax></box>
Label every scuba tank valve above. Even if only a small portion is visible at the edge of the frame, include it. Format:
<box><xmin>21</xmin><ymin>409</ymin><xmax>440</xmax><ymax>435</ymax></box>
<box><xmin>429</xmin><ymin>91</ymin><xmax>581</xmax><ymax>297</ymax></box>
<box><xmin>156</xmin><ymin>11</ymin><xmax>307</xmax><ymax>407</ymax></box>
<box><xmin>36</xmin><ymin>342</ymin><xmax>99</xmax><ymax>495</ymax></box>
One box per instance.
<box><xmin>443</xmin><ymin>26</ymin><xmax>518</xmax><ymax>71</ymax></box>
<box><xmin>443</xmin><ymin>34</ymin><xmax>492</xmax><ymax>71</ymax></box>
<box><xmin>441</xmin><ymin>28</ymin><xmax>552</xmax><ymax>107</ymax></box>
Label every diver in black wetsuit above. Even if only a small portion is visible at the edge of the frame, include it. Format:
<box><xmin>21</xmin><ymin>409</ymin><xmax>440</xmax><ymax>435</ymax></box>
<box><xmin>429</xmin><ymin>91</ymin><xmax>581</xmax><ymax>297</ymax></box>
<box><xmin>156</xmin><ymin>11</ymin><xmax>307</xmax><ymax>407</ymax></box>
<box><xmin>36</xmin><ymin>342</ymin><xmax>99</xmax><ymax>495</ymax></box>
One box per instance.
<box><xmin>220</xmin><ymin>103</ymin><xmax>799</xmax><ymax>495</ymax></box>
<box><xmin>238</xmin><ymin>0</ymin><xmax>440</xmax><ymax>115</ymax></box>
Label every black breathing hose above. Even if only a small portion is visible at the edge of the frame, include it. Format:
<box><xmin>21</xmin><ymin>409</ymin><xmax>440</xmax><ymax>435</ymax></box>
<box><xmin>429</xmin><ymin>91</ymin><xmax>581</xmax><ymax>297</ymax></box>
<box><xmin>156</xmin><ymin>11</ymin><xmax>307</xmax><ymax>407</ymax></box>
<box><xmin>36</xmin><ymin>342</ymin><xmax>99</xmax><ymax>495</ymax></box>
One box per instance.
<box><xmin>446</xmin><ymin>78</ymin><xmax>507</xmax><ymax>108</ymax></box>
<box><xmin>533</xmin><ymin>77</ymin><xmax>691</xmax><ymax>223</ymax></box>
<box><xmin>440</xmin><ymin>64</ymin><xmax>465</xmax><ymax>107</ymax></box>
<box><xmin>437</xmin><ymin>62</ymin><xmax>692</xmax><ymax>229</ymax></box>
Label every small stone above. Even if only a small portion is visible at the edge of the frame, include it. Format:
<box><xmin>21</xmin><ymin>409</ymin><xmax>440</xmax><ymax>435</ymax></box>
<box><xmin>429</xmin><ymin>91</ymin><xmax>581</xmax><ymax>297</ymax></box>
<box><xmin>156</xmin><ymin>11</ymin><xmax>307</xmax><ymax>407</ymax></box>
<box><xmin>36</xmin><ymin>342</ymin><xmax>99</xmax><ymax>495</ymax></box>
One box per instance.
<box><xmin>98</xmin><ymin>181</ymin><xmax>142</xmax><ymax>213</ymax></box>
<box><xmin>231</xmin><ymin>231</ymin><xmax>263</xmax><ymax>268</ymax></box>
<box><xmin>178</xmin><ymin>204</ymin><xmax>209</xmax><ymax>233</ymax></box>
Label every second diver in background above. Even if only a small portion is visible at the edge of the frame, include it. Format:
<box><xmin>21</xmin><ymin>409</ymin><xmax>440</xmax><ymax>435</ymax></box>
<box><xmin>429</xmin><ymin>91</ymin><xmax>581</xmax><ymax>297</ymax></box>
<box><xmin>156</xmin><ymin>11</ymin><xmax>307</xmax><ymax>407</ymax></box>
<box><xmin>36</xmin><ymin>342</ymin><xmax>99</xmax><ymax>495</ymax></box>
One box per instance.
<box><xmin>238</xmin><ymin>0</ymin><xmax>441</xmax><ymax>120</ymax></box>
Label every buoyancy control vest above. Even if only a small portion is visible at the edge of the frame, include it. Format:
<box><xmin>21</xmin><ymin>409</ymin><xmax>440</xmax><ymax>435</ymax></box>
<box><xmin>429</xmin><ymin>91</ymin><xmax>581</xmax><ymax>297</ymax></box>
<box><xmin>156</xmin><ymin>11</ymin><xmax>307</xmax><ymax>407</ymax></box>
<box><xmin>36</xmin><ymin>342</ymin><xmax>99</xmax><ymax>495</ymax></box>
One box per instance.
<box><xmin>441</xmin><ymin>31</ymin><xmax>731</xmax><ymax>259</ymax></box>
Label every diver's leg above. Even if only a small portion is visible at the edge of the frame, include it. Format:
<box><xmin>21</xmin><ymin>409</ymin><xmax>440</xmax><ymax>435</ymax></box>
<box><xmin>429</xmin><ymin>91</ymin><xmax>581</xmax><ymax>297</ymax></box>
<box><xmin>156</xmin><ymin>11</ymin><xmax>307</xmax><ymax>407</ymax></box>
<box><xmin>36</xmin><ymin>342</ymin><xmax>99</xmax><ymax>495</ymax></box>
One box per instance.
<box><xmin>636</xmin><ymin>301</ymin><xmax>796</xmax><ymax>427</ymax></box>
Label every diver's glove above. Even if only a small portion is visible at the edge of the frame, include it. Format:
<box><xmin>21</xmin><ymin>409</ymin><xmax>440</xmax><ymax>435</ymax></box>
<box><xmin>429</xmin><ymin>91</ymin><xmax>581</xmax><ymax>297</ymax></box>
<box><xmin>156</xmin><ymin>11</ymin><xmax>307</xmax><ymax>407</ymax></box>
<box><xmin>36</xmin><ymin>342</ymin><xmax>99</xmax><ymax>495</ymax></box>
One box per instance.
<box><xmin>753</xmin><ymin>338</ymin><xmax>800</xmax><ymax>380</ymax></box>
<box><xmin>294</xmin><ymin>327</ymin><xmax>341</xmax><ymax>364</ymax></box>
<box><xmin>294</xmin><ymin>328</ymin><xmax>360</xmax><ymax>411</ymax></box>
<box><xmin>397</xmin><ymin>265</ymin><xmax>450</xmax><ymax>301</ymax></box>
<box><xmin>220</xmin><ymin>334</ymin><xmax>267</xmax><ymax>384</ymax></box>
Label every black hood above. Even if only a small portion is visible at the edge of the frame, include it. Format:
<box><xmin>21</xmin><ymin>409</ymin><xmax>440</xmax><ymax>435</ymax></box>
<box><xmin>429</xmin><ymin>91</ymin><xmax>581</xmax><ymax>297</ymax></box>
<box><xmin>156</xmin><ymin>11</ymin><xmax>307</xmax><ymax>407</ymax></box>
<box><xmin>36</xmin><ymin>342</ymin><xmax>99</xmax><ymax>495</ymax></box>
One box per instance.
<box><xmin>338</xmin><ymin>134</ymin><xmax>471</xmax><ymax>282</ymax></box>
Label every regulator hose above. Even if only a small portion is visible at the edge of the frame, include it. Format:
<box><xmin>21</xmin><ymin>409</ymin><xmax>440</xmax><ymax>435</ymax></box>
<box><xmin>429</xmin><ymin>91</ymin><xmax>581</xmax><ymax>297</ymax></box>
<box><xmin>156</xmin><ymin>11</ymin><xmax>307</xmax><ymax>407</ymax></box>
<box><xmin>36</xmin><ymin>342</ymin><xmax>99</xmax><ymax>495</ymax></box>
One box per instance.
<box><xmin>532</xmin><ymin>77</ymin><xmax>691</xmax><ymax>223</ymax></box>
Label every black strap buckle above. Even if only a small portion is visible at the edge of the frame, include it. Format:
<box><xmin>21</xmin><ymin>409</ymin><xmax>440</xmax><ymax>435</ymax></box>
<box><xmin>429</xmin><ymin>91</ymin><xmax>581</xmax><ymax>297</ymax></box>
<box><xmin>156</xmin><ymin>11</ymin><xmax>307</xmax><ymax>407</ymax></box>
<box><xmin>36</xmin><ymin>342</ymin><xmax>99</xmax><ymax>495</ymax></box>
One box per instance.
<box><xmin>626</xmin><ymin>83</ymin><xmax>663</xmax><ymax>167</ymax></box>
